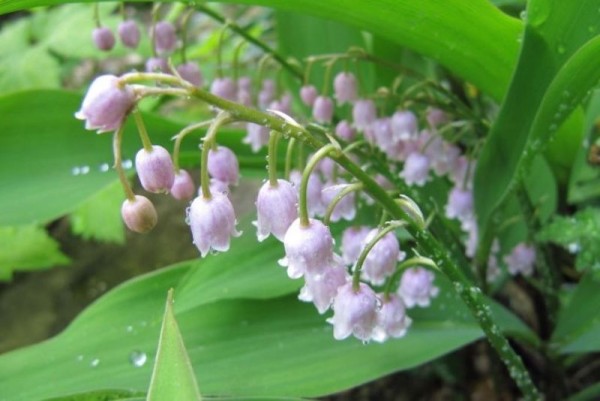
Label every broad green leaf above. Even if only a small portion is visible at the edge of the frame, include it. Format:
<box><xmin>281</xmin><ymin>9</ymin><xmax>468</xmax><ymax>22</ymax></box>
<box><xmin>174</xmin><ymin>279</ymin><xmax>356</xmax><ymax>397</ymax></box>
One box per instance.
<box><xmin>0</xmin><ymin>236</ymin><xmax>535</xmax><ymax>401</ymax></box>
<box><xmin>537</xmin><ymin>208</ymin><xmax>600</xmax><ymax>278</ymax></box>
<box><xmin>70</xmin><ymin>180</ymin><xmax>125</xmax><ymax>244</ymax></box>
<box><xmin>43</xmin><ymin>390</ymin><xmax>145</xmax><ymax>401</ymax></box>
<box><xmin>568</xmin><ymin>381</ymin><xmax>600</xmax><ymax>401</ymax></box>
<box><xmin>0</xmin><ymin>45</ymin><xmax>60</xmax><ymax>92</ymax></box>
<box><xmin>552</xmin><ymin>275</ymin><xmax>600</xmax><ymax>353</ymax></box>
<box><xmin>0</xmin><ymin>224</ymin><xmax>70</xmax><ymax>281</ymax></box>
<box><xmin>147</xmin><ymin>289</ymin><xmax>202</xmax><ymax>401</ymax></box>
<box><xmin>0</xmin><ymin>0</ymin><xmax>522</xmax><ymax>102</ymax></box>
<box><xmin>474</xmin><ymin>0</ymin><xmax>600</xmax><ymax>238</ymax></box>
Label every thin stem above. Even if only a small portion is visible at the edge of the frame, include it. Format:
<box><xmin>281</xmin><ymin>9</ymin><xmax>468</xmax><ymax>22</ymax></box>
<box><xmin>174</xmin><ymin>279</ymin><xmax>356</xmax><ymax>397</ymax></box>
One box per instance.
<box><xmin>383</xmin><ymin>256</ymin><xmax>438</xmax><ymax>299</ymax></box>
<box><xmin>196</xmin><ymin>3</ymin><xmax>303</xmax><ymax>81</ymax></box>
<box><xmin>150</xmin><ymin>4</ymin><xmax>161</xmax><ymax>57</ymax></box>
<box><xmin>232</xmin><ymin>40</ymin><xmax>247</xmax><ymax>83</ymax></box>
<box><xmin>216</xmin><ymin>24</ymin><xmax>228</xmax><ymax>78</ymax></box>
<box><xmin>299</xmin><ymin>144</ymin><xmax>338</xmax><ymax>226</ymax></box>
<box><xmin>267</xmin><ymin>130</ymin><xmax>280</xmax><ymax>187</ymax></box>
<box><xmin>119</xmin><ymin>2</ymin><xmax>126</xmax><ymax>21</ymax></box>
<box><xmin>303</xmin><ymin>59</ymin><xmax>314</xmax><ymax>85</ymax></box>
<box><xmin>179</xmin><ymin>8</ymin><xmax>195</xmax><ymax>63</ymax></box>
<box><xmin>132</xmin><ymin>109</ymin><xmax>153</xmax><ymax>151</ymax></box>
<box><xmin>172</xmin><ymin>120</ymin><xmax>214</xmax><ymax>172</ymax></box>
<box><xmin>113</xmin><ymin>124</ymin><xmax>135</xmax><ymax>201</ymax></box>
<box><xmin>323</xmin><ymin>182</ymin><xmax>363</xmax><ymax>225</ymax></box>
<box><xmin>352</xmin><ymin>221</ymin><xmax>406</xmax><ymax>290</ymax></box>
<box><xmin>321</xmin><ymin>58</ymin><xmax>339</xmax><ymax>96</ymax></box>
<box><xmin>200</xmin><ymin>112</ymin><xmax>231</xmax><ymax>199</ymax></box>
<box><xmin>284</xmin><ymin>137</ymin><xmax>296</xmax><ymax>179</ymax></box>
<box><xmin>93</xmin><ymin>3</ymin><xmax>101</xmax><ymax>28</ymax></box>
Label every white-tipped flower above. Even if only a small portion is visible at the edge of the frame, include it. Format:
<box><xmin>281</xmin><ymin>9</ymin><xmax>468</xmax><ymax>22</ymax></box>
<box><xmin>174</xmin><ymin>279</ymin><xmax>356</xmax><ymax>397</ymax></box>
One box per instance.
<box><xmin>360</xmin><ymin>229</ymin><xmax>406</xmax><ymax>286</ymax></box>
<box><xmin>290</xmin><ymin>170</ymin><xmax>325</xmax><ymax>217</ymax></box>
<box><xmin>243</xmin><ymin>123</ymin><xmax>270</xmax><ymax>153</ymax></box>
<box><xmin>321</xmin><ymin>181</ymin><xmax>356</xmax><ymax>222</ymax></box>
<box><xmin>299</xmin><ymin>257</ymin><xmax>349</xmax><ymax>314</ymax></box>
<box><xmin>371</xmin><ymin>117</ymin><xmax>393</xmax><ymax>150</ymax></box>
<box><xmin>170</xmin><ymin>169</ymin><xmax>195</xmax><ymax>201</ymax></box>
<box><xmin>398</xmin><ymin>267</ymin><xmax>439</xmax><ymax>308</ymax></box>
<box><xmin>391</xmin><ymin>110</ymin><xmax>418</xmax><ymax>141</ymax></box>
<box><xmin>135</xmin><ymin>145</ymin><xmax>175</xmax><ymax>193</ymax></box>
<box><xmin>210</xmin><ymin>78</ymin><xmax>237</xmax><ymax>102</ymax></box>
<box><xmin>445</xmin><ymin>186</ymin><xmax>473</xmax><ymax>222</ymax></box>
<box><xmin>335</xmin><ymin>120</ymin><xmax>356</xmax><ymax>141</ymax></box>
<box><xmin>504</xmin><ymin>243</ymin><xmax>536</xmax><ymax>276</ymax></box>
<box><xmin>154</xmin><ymin>21</ymin><xmax>177</xmax><ymax>55</ymax></box>
<box><xmin>93</xmin><ymin>27</ymin><xmax>115</xmax><ymax>51</ymax></box>
<box><xmin>426</xmin><ymin>107</ymin><xmax>448</xmax><ymax>128</ymax></box>
<box><xmin>328</xmin><ymin>282</ymin><xmax>378</xmax><ymax>341</ymax></box>
<box><xmin>333</xmin><ymin>72</ymin><xmax>358</xmax><ymax>105</ymax></box>
<box><xmin>341</xmin><ymin>226</ymin><xmax>371</xmax><ymax>265</ymax></box>
<box><xmin>118</xmin><ymin>20</ymin><xmax>140</xmax><ymax>49</ymax></box>
<box><xmin>145</xmin><ymin>57</ymin><xmax>169</xmax><ymax>73</ymax></box>
<box><xmin>371</xmin><ymin>294</ymin><xmax>412</xmax><ymax>342</ymax></box>
<box><xmin>75</xmin><ymin>75</ymin><xmax>135</xmax><ymax>133</ymax></box>
<box><xmin>121</xmin><ymin>195</ymin><xmax>158</xmax><ymax>233</ymax></box>
<box><xmin>258</xmin><ymin>79</ymin><xmax>276</xmax><ymax>109</ymax></box>
<box><xmin>255</xmin><ymin>179</ymin><xmax>298</xmax><ymax>242</ymax></box>
<box><xmin>400</xmin><ymin>152</ymin><xmax>431</xmax><ymax>187</ymax></box>
<box><xmin>312</xmin><ymin>96</ymin><xmax>334</xmax><ymax>124</ymax></box>
<box><xmin>176</xmin><ymin>62</ymin><xmax>203</xmax><ymax>87</ymax></box>
<box><xmin>280</xmin><ymin>218</ymin><xmax>335</xmax><ymax>279</ymax></box>
<box><xmin>300</xmin><ymin>85</ymin><xmax>318</xmax><ymax>107</ymax></box>
<box><xmin>352</xmin><ymin>99</ymin><xmax>377</xmax><ymax>131</ymax></box>
<box><xmin>207</xmin><ymin>146</ymin><xmax>239</xmax><ymax>186</ymax></box>
<box><xmin>188</xmin><ymin>191</ymin><xmax>241</xmax><ymax>257</ymax></box>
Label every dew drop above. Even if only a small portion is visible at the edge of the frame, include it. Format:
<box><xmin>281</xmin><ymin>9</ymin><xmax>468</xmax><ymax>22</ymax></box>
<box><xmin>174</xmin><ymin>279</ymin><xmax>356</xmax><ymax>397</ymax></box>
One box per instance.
<box><xmin>90</xmin><ymin>358</ymin><xmax>100</xmax><ymax>368</ymax></box>
<box><xmin>71</xmin><ymin>166</ymin><xmax>81</xmax><ymax>176</ymax></box>
<box><xmin>123</xmin><ymin>159</ymin><xmax>133</xmax><ymax>169</ymax></box>
<box><xmin>99</xmin><ymin>163</ymin><xmax>110</xmax><ymax>172</ymax></box>
<box><xmin>129</xmin><ymin>350</ymin><xmax>147</xmax><ymax>368</ymax></box>
<box><xmin>76</xmin><ymin>354</ymin><xmax>84</xmax><ymax>362</ymax></box>
<box><xmin>557</xmin><ymin>44</ymin><xmax>566</xmax><ymax>54</ymax></box>
<box><xmin>80</xmin><ymin>165</ymin><xmax>90</xmax><ymax>175</ymax></box>
<box><xmin>126</xmin><ymin>325</ymin><xmax>134</xmax><ymax>333</ymax></box>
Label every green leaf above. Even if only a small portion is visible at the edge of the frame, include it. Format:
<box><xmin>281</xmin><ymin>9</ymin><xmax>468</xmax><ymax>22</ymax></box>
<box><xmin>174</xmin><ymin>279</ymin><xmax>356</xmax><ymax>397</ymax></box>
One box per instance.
<box><xmin>43</xmin><ymin>390</ymin><xmax>145</xmax><ymax>401</ymax></box>
<box><xmin>474</xmin><ymin>0</ymin><xmax>600</xmax><ymax>240</ymax></box>
<box><xmin>0</xmin><ymin>0</ymin><xmax>522</xmax><ymax>102</ymax></box>
<box><xmin>0</xmin><ymin>45</ymin><xmax>60</xmax><ymax>92</ymax></box>
<box><xmin>147</xmin><ymin>289</ymin><xmax>202</xmax><ymax>401</ymax></box>
<box><xmin>537</xmin><ymin>208</ymin><xmax>600</xmax><ymax>278</ymax></box>
<box><xmin>0</xmin><ymin>224</ymin><xmax>70</xmax><ymax>281</ymax></box>
<box><xmin>70</xmin><ymin>180</ymin><xmax>125</xmax><ymax>244</ymax></box>
<box><xmin>552</xmin><ymin>275</ymin><xmax>600</xmax><ymax>353</ymax></box>
<box><xmin>0</xmin><ymin>236</ymin><xmax>534</xmax><ymax>401</ymax></box>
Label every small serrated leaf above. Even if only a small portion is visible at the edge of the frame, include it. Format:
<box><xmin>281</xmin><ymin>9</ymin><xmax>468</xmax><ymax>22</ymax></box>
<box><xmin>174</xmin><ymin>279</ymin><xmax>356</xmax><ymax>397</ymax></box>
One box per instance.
<box><xmin>147</xmin><ymin>289</ymin><xmax>202</xmax><ymax>401</ymax></box>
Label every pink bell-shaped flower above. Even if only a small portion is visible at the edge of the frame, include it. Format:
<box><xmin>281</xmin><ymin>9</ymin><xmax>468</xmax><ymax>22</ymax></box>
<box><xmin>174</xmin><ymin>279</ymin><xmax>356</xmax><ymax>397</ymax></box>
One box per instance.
<box><xmin>333</xmin><ymin>72</ymin><xmax>358</xmax><ymax>105</ymax></box>
<box><xmin>341</xmin><ymin>226</ymin><xmax>371</xmax><ymax>265</ymax></box>
<box><xmin>121</xmin><ymin>195</ymin><xmax>158</xmax><ymax>233</ymax></box>
<box><xmin>328</xmin><ymin>282</ymin><xmax>378</xmax><ymax>341</ymax></box>
<box><xmin>335</xmin><ymin>120</ymin><xmax>356</xmax><ymax>141</ymax></box>
<box><xmin>290</xmin><ymin>170</ymin><xmax>325</xmax><ymax>217</ymax></box>
<box><xmin>391</xmin><ymin>110</ymin><xmax>418</xmax><ymax>141</ymax></box>
<box><xmin>299</xmin><ymin>256</ymin><xmax>349</xmax><ymax>314</ymax></box>
<box><xmin>300</xmin><ymin>85</ymin><xmax>318</xmax><ymax>107</ymax></box>
<box><xmin>170</xmin><ymin>169</ymin><xmax>195</xmax><ymax>201</ymax></box>
<box><xmin>400</xmin><ymin>152</ymin><xmax>431</xmax><ymax>187</ymax></box>
<box><xmin>207</xmin><ymin>145</ymin><xmax>239</xmax><ymax>186</ymax></box>
<box><xmin>75</xmin><ymin>75</ymin><xmax>136</xmax><ymax>133</ymax></box>
<box><xmin>445</xmin><ymin>186</ymin><xmax>473</xmax><ymax>222</ymax></box>
<box><xmin>118</xmin><ymin>20</ymin><xmax>140</xmax><ymax>49</ymax></box>
<box><xmin>176</xmin><ymin>62</ymin><xmax>203</xmax><ymax>87</ymax></box>
<box><xmin>255</xmin><ymin>179</ymin><xmax>298</xmax><ymax>242</ymax></box>
<box><xmin>258</xmin><ymin>79</ymin><xmax>276</xmax><ymax>109</ymax></box>
<box><xmin>280</xmin><ymin>218</ymin><xmax>335</xmax><ymax>279</ymax></box>
<box><xmin>154</xmin><ymin>21</ymin><xmax>177</xmax><ymax>55</ymax></box>
<box><xmin>398</xmin><ymin>267</ymin><xmax>439</xmax><ymax>308</ymax></box>
<box><xmin>352</xmin><ymin>99</ymin><xmax>377</xmax><ymax>131</ymax></box>
<box><xmin>321</xmin><ymin>181</ymin><xmax>356</xmax><ymax>222</ymax></box>
<box><xmin>145</xmin><ymin>57</ymin><xmax>169</xmax><ymax>73</ymax></box>
<box><xmin>135</xmin><ymin>145</ymin><xmax>175</xmax><ymax>193</ymax></box>
<box><xmin>312</xmin><ymin>96</ymin><xmax>334</xmax><ymax>124</ymax></box>
<box><xmin>188</xmin><ymin>191</ymin><xmax>241</xmax><ymax>257</ymax></box>
<box><xmin>243</xmin><ymin>123</ymin><xmax>270</xmax><ymax>153</ymax></box>
<box><xmin>92</xmin><ymin>27</ymin><xmax>115</xmax><ymax>51</ymax></box>
<box><xmin>210</xmin><ymin>77</ymin><xmax>237</xmax><ymax>102</ymax></box>
<box><xmin>426</xmin><ymin>107</ymin><xmax>448</xmax><ymax>128</ymax></box>
<box><xmin>371</xmin><ymin>294</ymin><xmax>412</xmax><ymax>342</ymax></box>
<box><xmin>504</xmin><ymin>243</ymin><xmax>536</xmax><ymax>276</ymax></box>
<box><xmin>360</xmin><ymin>229</ymin><xmax>406</xmax><ymax>286</ymax></box>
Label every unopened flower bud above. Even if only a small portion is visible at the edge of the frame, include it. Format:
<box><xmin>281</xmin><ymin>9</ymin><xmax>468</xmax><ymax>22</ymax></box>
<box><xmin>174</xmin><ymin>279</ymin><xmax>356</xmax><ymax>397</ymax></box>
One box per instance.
<box><xmin>145</xmin><ymin>57</ymin><xmax>169</xmax><ymax>73</ymax></box>
<box><xmin>170</xmin><ymin>169</ymin><xmax>195</xmax><ymax>200</ymax></box>
<box><xmin>118</xmin><ymin>20</ymin><xmax>140</xmax><ymax>49</ymax></box>
<box><xmin>335</xmin><ymin>120</ymin><xmax>356</xmax><ymax>141</ymax></box>
<box><xmin>341</xmin><ymin>226</ymin><xmax>371</xmax><ymax>265</ymax></box>
<box><xmin>312</xmin><ymin>96</ymin><xmax>334</xmax><ymax>124</ymax></box>
<box><xmin>398</xmin><ymin>267</ymin><xmax>439</xmax><ymax>308</ymax></box>
<box><xmin>300</xmin><ymin>85</ymin><xmax>318</xmax><ymax>107</ymax></box>
<box><xmin>255</xmin><ymin>179</ymin><xmax>298</xmax><ymax>242</ymax></box>
<box><xmin>361</xmin><ymin>229</ymin><xmax>406</xmax><ymax>285</ymax></box>
<box><xmin>75</xmin><ymin>75</ymin><xmax>135</xmax><ymax>133</ymax></box>
<box><xmin>154</xmin><ymin>21</ymin><xmax>177</xmax><ymax>55</ymax></box>
<box><xmin>321</xmin><ymin>181</ymin><xmax>356</xmax><ymax>222</ymax></box>
<box><xmin>352</xmin><ymin>99</ymin><xmax>377</xmax><ymax>131</ymax></box>
<box><xmin>188</xmin><ymin>191</ymin><xmax>241</xmax><ymax>257</ymax></box>
<box><xmin>371</xmin><ymin>294</ymin><xmax>412</xmax><ymax>342</ymax></box>
<box><xmin>391</xmin><ymin>110</ymin><xmax>418</xmax><ymax>141</ymax></box>
<box><xmin>176</xmin><ymin>62</ymin><xmax>203</xmax><ymax>87</ymax></box>
<box><xmin>328</xmin><ymin>282</ymin><xmax>378</xmax><ymax>341</ymax></box>
<box><xmin>280</xmin><ymin>218</ymin><xmax>334</xmax><ymax>279</ymax></box>
<box><xmin>93</xmin><ymin>27</ymin><xmax>115</xmax><ymax>51</ymax></box>
<box><xmin>426</xmin><ymin>107</ymin><xmax>448</xmax><ymax>128</ymax></box>
<box><xmin>207</xmin><ymin>146</ymin><xmax>239</xmax><ymax>186</ymax></box>
<box><xmin>135</xmin><ymin>145</ymin><xmax>175</xmax><ymax>193</ymax></box>
<box><xmin>210</xmin><ymin>78</ymin><xmax>237</xmax><ymax>102</ymax></box>
<box><xmin>121</xmin><ymin>195</ymin><xmax>158</xmax><ymax>233</ymax></box>
<box><xmin>333</xmin><ymin>72</ymin><xmax>358</xmax><ymax>105</ymax></box>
